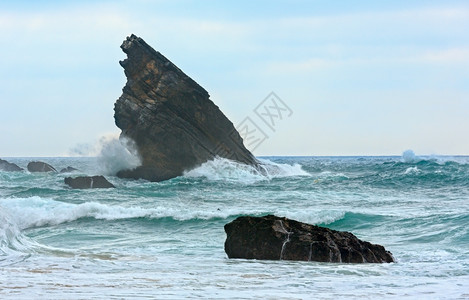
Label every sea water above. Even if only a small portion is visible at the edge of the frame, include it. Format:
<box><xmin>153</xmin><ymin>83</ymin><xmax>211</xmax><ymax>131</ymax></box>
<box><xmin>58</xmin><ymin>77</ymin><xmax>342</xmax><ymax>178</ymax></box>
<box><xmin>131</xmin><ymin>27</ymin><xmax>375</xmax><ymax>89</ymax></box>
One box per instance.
<box><xmin>1</xmin><ymin>155</ymin><xmax>468</xmax><ymax>299</ymax></box>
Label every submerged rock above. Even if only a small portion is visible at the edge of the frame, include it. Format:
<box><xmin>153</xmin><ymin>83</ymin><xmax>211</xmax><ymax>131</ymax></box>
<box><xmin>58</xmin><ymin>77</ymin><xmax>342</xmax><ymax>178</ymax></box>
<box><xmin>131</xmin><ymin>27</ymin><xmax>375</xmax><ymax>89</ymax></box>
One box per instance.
<box><xmin>0</xmin><ymin>159</ymin><xmax>23</xmax><ymax>172</ymax></box>
<box><xmin>60</xmin><ymin>166</ymin><xmax>79</xmax><ymax>173</ymax></box>
<box><xmin>224</xmin><ymin>215</ymin><xmax>394</xmax><ymax>263</ymax></box>
<box><xmin>27</xmin><ymin>161</ymin><xmax>57</xmax><ymax>173</ymax></box>
<box><xmin>114</xmin><ymin>34</ymin><xmax>258</xmax><ymax>182</ymax></box>
<box><xmin>64</xmin><ymin>176</ymin><xmax>115</xmax><ymax>189</ymax></box>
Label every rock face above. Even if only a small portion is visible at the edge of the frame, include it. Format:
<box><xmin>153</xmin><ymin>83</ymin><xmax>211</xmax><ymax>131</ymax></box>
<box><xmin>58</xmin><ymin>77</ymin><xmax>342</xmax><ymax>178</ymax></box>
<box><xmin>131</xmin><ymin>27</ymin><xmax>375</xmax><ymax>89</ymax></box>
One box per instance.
<box><xmin>64</xmin><ymin>176</ymin><xmax>115</xmax><ymax>189</ymax></box>
<box><xmin>0</xmin><ymin>159</ymin><xmax>23</xmax><ymax>171</ymax></box>
<box><xmin>224</xmin><ymin>215</ymin><xmax>394</xmax><ymax>263</ymax></box>
<box><xmin>27</xmin><ymin>161</ymin><xmax>57</xmax><ymax>173</ymax></box>
<box><xmin>114</xmin><ymin>34</ymin><xmax>258</xmax><ymax>182</ymax></box>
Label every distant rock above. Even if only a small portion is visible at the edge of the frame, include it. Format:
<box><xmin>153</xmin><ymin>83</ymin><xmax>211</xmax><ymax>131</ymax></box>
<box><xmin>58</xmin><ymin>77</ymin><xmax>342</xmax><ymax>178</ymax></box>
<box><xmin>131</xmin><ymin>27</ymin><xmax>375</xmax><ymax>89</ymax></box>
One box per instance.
<box><xmin>0</xmin><ymin>159</ymin><xmax>23</xmax><ymax>172</ymax></box>
<box><xmin>113</xmin><ymin>34</ymin><xmax>258</xmax><ymax>182</ymax></box>
<box><xmin>27</xmin><ymin>161</ymin><xmax>57</xmax><ymax>173</ymax></box>
<box><xmin>224</xmin><ymin>215</ymin><xmax>394</xmax><ymax>263</ymax></box>
<box><xmin>60</xmin><ymin>166</ymin><xmax>79</xmax><ymax>173</ymax></box>
<box><xmin>64</xmin><ymin>176</ymin><xmax>115</xmax><ymax>189</ymax></box>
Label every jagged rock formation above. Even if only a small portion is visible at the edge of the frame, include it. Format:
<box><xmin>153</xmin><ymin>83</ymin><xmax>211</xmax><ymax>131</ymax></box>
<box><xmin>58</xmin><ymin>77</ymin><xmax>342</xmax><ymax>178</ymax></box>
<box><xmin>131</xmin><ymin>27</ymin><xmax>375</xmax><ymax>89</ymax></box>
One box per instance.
<box><xmin>27</xmin><ymin>161</ymin><xmax>57</xmax><ymax>173</ymax></box>
<box><xmin>0</xmin><ymin>159</ymin><xmax>23</xmax><ymax>172</ymax></box>
<box><xmin>114</xmin><ymin>34</ymin><xmax>258</xmax><ymax>182</ymax></box>
<box><xmin>224</xmin><ymin>215</ymin><xmax>394</xmax><ymax>263</ymax></box>
<box><xmin>64</xmin><ymin>176</ymin><xmax>115</xmax><ymax>189</ymax></box>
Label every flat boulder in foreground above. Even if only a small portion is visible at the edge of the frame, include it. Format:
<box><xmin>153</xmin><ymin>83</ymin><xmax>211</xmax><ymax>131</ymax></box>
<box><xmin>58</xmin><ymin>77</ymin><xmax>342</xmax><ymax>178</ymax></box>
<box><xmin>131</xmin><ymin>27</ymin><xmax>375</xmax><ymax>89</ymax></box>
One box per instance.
<box><xmin>27</xmin><ymin>161</ymin><xmax>57</xmax><ymax>173</ymax></box>
<box><xmin>114</xmin><ymin>34</ymin><xmax>258</xmax><ymax>182</ymax></box>
<box><xmin>64</xmin><ymin>176</ymin><xmax>115</xmax><ymax>189</ymax></box>
<box><xmin>0</xmin><ymin>159</ymin><xmax>23</xmax><ymax>171</ymax></box>
<box><xmin>224</xmin><ymin>215</ymin><xmax>394</xmax><ymax>263</ymax></box>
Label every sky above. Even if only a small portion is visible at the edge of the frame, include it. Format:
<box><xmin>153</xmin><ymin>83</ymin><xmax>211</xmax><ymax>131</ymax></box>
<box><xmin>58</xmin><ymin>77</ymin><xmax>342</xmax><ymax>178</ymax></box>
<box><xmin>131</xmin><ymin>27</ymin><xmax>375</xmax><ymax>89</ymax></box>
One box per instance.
<box><xmin>1</xmin><ymin>0</ymin><xmax>468</xmax><ymax>157</ymax></box>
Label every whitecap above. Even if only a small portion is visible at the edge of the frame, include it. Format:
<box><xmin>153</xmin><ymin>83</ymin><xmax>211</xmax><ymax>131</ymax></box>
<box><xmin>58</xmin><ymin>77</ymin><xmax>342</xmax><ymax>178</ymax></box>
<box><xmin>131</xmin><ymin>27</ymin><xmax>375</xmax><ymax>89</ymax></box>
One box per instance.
<box><xmin>0</xmin><ymin>196</ymin><xmax>262</xmax><ymax>228</ymax></box>
<box><xmin>404</xmin><ymin>166</ymin><xmax>420</xmax><ymax>175</ymax></box>
<box><xmin>97</xmin><ymin>135</ymin><xmax>142</xmax><ymax>176</ymax></box>
<box><xmin>183</xmin><ymin>157</ymin><xmax>310</xmax><ymax>183</ymax></box>
<box><xmin>0</xmin><ymin>208</ymin><xmax>41</xmax><ymax>261</ymax></box>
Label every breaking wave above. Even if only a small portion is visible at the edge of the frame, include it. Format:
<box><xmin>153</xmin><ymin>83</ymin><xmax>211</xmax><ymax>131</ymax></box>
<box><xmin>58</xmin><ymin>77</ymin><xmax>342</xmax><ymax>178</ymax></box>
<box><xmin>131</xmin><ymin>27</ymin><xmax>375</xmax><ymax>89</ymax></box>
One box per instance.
<box><xmin>0</xmin><ymin>196</ymin><xmax>349</xmax><ymax>231</ymax></box>
<box><xmin>0</xmin><ymin>208</ymin><xmax>41</xmax><ymax>264</ymax></box>
<box><xmin>97</xmin><ymin>135</ymin><xmax>142</xmax><ymax>175</ymax></box>
<box><xmin>68</xmin><ymin>134</ymin><xmax>141</xmax><ymax>175</ymax></box>
<box><xmin>183</xmin><ymin>157</ymin><xmax>310</xmax><ymax>183</ymax></box>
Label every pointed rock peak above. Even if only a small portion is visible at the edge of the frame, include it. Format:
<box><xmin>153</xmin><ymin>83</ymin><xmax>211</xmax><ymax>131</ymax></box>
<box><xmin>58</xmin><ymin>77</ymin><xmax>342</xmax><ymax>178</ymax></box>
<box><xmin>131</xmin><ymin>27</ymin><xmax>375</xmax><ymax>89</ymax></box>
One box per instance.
<box><xmin>114</xmin><ymin>35</ymin><xmax>258</xmax><ymax>182</ymax></box>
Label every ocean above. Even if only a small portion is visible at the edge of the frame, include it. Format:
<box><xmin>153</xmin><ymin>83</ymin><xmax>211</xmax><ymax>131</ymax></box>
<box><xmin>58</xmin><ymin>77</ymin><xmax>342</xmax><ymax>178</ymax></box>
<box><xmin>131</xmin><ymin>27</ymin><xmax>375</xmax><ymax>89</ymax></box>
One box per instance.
<box><xmin>1</xmin><ymin>155</ymin><xmax>468</xmax><ymax>299</ymax></box>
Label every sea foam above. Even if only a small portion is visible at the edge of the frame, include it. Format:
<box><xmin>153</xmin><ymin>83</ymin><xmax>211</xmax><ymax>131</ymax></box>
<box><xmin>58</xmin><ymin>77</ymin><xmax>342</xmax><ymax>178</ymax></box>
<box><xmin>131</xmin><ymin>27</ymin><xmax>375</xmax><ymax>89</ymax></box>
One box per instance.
<box><xmin>183</xmin><ymin>157</ymin><xmax>310</xmax><ymax>183</ymax></box>
<box><xmin>402</xmin><ymin>149</ymin><xmax>419</xmax><ymax>163</ymax></box>
<box><xmin>69</xmin><ymin>134</ymin><xmax>141</xmax><ymax>175</ymax></box>
<box><xmin>97</xmin><ymin>135</ymin><xmax>142</xmax><ymax>175</ymax></box>
<box><xmin>0</xmin><ymin>196</ymin><xmax>253</xmax><ymax>228</ymax></box>
<box><xmin>0</xmin><ymin>196</ymin><xmax>347</xmax><ymax>231</ymax></box>
<box><xmin>0</xmin><ymin>208</ymin><xmax>39</xmax><ymax>259</ymax></box>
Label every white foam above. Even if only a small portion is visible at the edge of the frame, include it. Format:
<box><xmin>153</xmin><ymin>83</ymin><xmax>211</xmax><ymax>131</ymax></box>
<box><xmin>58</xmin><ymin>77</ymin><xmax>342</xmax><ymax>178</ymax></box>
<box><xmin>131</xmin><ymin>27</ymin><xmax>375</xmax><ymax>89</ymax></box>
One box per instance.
<box><xmin>404</xmin><ymin>166</ymin><xmax>420</xmax><ymax>174</ymax></box>
<box><xmin>0</xmin><ymin>196</ymin><xmax>345</xmax><ymax>232</ymax></box>
<box><xmin>279</xmin><ymin>210</ymin><xmax>346</xmax><ymax>225</ymax></box>
<box><xmin>0</xmin><ymin>197</ymin><xmax>258</xmax><ymax>229</ymax></box>
<box><xmin>0</xmin><ymin>208</ymin><xmax>38</xmax><ymax>256</ymax></box>
<box><xmin>183</xmin><ymin>157</ymin><xmax>310</xmax><ymax>183</ymax></box>
<box><xmin>96</xmin><ymin>135</ymin><xmax>142</xmax><ymax>175</ymax></box>
<box><xmin>402</xmin><ymin>149</ymin><xmax>419</xmax><ymax>163</ymax></box>
<box><xmin>69</xmin><ymin>134</ymin><xmax>141</xmax><ymax>175</ymax></box>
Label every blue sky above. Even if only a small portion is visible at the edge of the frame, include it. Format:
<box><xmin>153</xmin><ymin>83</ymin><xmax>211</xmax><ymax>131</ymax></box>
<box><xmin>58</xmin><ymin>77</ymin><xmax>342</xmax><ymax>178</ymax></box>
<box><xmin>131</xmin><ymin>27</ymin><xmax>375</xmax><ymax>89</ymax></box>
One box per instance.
<box><xmin>1</xmin><ymin>0</ymin><xmax>468</xmax><ymax>156</ymax></box>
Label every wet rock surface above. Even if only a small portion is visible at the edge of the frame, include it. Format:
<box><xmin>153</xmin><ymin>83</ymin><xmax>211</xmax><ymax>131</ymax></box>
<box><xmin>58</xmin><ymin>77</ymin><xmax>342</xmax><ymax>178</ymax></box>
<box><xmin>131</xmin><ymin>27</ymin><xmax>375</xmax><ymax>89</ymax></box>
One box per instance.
<box><xmin>0</xmin><ymin>159</ymin><xmax>23</xmax><ymax>172</ymax></box>
<box><xmin>114</xmin><ymin>34</ymin><xmax>258</xmax><ymax>182</ymax></box>
<box><xmin>27</xmin><ymin>161</ymin><xmax>57</xmax><ymax>173</ymax></box>
<box><xmin>60</xmin><ymin>166</ymin><xmax>79</xmax><ymax>173</ymax></box>
<box><xmin>224</xmin><ymin>215</ymin><xmax>394</xmax><ymax>263</ymax></box>
<box><xmin>64</xmin><ymin>176</ymin><xmax>115</xmax><ymax>189</ymax></box>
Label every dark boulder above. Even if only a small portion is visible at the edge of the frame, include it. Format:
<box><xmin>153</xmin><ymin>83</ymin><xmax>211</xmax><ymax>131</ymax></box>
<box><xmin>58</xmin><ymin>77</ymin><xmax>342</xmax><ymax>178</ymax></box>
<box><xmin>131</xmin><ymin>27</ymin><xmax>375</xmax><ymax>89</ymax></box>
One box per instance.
<box><xmin>113</xmin><ymin>34</ymin><xmax>258</xmax><ymax>182</ymax></box>
<box><xmin>27</xmin><ymin>161</ymin><xmax>57</xmax><ymax>173</ymax></box>
<box><xmin>224</xmin><ymin>215</ymin><xmax>394</xmax><ymax>263</ymax></box>
<box><xmin>64</xmin><ymin>176</ymin><xmax>115</xmax><ymax>189</ymax></box>
<box><xmin>60</xmin><ymin>166</ymin><xmax>79</xmax><ymax>173</ymax></box>
<box><xmin>0</xmin><ymin>159</ymin><xmax>23</xmax><ymax>171</ymax></box>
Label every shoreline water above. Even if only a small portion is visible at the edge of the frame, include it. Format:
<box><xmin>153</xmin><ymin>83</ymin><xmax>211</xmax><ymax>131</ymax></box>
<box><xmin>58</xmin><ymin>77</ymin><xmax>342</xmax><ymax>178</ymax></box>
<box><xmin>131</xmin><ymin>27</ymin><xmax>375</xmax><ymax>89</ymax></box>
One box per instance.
<box><xmin>1</xmin><ymin>156</ymin><xmax>468</xmax><ymax>299</ymax></box>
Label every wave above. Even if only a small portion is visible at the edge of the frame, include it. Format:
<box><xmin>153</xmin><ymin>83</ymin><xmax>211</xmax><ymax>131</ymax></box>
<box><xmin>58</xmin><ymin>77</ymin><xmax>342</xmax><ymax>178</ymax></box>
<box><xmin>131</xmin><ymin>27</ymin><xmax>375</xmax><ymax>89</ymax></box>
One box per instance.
<box><xmin>183</xmin><ymin>157</ymin><xmax>310</xmax><ymax>183</ymax></box>
<box><xmin>96</xmin><ymin>135</ymin><xmax>142</xmax><ymax>176</ymax></box>
<box><xmin>402</xmin><ymin>149</ymin><xmax>419</xmax><ymax>163</ymax></box>
<box><xmin>0</xmin><ymin>196</ymin><xmax>252</xmax><ymax>229</ymax></box>
<box><xmin>401</xmin><ymin>149</ymin><xmax>469</xmax><ymax>165</ymax></box>
<box><xmin>404</xmin><ymin>166</ymin><xmax>420</xmax><ymax>175</ymax></box>
<box><xmin>0</xmin><ymin>196</ymin><xmax>351</xmax><ymax>231</ymax></box>
<box><xmin>0</xmin><ymin>208</ymin><xmax>41</xmax><ymax>264</ymax></box>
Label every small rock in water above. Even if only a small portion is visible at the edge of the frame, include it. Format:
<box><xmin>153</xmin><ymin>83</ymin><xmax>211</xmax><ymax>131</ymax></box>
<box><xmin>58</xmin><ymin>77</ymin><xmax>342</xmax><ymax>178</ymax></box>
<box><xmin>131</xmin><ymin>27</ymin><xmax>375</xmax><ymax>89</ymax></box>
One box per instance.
<box><xmin>0</xmin><ymin>159</ymin><xmax>23</xmax><ymax>172</ymax></box>
<box><xmin>27</xmin><ymin>161</ymin><xmax>57</xmax><ymax>173</ymax></box>
<box><xmin>64</xmin><ymin>176</ymin><xmax>115</xmax><ymax>189</ymax></box>
<box><xmin>224</xmin><ymin>215</ymin><xmax>394</xmax><ymax>263</ymax></box>
<box><xmin>60</xmin><ymin>166</ymin><xmax>79</xmax><ymax>173</ymax></box>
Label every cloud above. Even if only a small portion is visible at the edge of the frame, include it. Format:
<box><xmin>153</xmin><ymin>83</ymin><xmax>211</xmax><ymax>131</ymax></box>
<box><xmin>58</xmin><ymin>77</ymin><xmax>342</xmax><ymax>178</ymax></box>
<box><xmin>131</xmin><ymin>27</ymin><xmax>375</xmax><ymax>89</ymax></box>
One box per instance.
<box><xmin>1</xmin><ymin>1</ymin><xmax>469</xmax><ymax>156</ymax></box>
<box><xmin>419</xmin><ymin>48</ymin><xmax>469</xmax><ymax>64</ymax></box>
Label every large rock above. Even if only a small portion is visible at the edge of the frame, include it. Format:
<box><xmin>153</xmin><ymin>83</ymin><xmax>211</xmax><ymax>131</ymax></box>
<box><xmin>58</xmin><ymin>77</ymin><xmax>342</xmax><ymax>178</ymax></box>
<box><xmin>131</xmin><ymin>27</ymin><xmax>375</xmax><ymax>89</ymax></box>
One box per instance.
<box><xmin>27</xmin><ymin>161</ymin><xmax>57</xmax><ymax>173</ymax></box>
<box><xmin>64</xmin><ymin>176</ymin><xmax>115</xmax><ymax>189</ymax></box>
<box><xmin>114</xmin><ymin>34</ymin><xmax>258</xmax><ymax>182</ymax></box>
<box><xmin>0</xmin><ymin>159</ymin><xmax>23</xmax><ymax>172</ymax></box>
<box><xmin>224</xmin><ymin>215</ymin><xmax>394</xmax><ymax>263</ymax></box>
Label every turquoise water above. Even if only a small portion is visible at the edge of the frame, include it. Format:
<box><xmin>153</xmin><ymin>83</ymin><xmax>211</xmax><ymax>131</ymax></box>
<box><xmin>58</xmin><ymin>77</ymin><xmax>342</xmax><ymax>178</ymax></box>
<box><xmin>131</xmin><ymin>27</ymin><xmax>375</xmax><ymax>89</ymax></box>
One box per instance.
<box><xmin>1</xmin><ymin>155</ymin><xmax>468</xmax><ymax>299</ymax></box>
